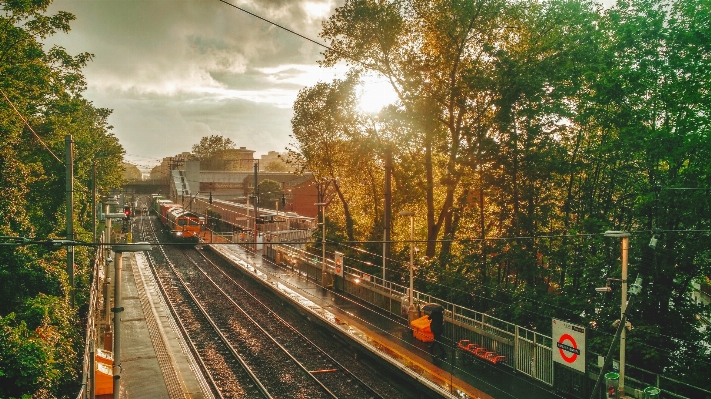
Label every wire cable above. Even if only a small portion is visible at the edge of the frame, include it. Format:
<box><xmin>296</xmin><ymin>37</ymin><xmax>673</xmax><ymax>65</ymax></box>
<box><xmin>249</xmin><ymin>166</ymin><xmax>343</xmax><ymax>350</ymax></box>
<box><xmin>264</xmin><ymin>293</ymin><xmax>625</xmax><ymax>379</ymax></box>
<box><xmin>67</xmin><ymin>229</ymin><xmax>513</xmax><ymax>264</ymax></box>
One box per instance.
<box><xmin>218</xmin><ymin>0</ymin><xmax>330</xmax><ymax>49</ymax></box>
<box><xmin>0</xmin><ymin>88</ymin><xmax>63</xmax><ymax>164</ymax></box>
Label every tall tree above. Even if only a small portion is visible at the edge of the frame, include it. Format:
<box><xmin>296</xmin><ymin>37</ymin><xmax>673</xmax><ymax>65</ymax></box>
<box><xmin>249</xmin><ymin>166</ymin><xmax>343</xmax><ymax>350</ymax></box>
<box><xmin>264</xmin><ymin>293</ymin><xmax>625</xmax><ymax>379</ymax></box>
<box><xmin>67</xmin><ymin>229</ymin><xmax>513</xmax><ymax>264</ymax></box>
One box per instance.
<box><xmin>321</xmin><ymin>0</ymin><xmax>508</xmax><ymax>259</ymax></box>
<box><xmin>257</xmin><ymin>179</ymin><xmax>283</xmax><ymax>210</ymax></box>
<box><xmin>579</xmin><ymin>0</ymin><xmax>711</xmax><ymax>383</ymax></box>
<box><xmin>0</xmin><ymin>0</ymin><xmax>126</xmax><ymax>396</ymax></box>
<box><xmin>290</xmin><ymin>72</ymin><xmax>375</xmax><ymax>242</ymax></box>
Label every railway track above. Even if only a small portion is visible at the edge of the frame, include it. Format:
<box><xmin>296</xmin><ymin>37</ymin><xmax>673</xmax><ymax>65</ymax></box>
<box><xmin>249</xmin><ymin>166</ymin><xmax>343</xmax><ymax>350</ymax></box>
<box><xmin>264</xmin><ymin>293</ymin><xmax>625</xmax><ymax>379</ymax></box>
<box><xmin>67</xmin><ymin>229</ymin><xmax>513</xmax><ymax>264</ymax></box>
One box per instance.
<box><xmin>137</xmin><ymin>211</ymin><xmax>266</xmax><ymax>398</ymax></box>
<box><xmin>135</xmin><ymin>211</ymin><xmax>406</xmax><ymax>399</ymax></box>
<box><xmin>182</xmin><ymin>248</ymin><xmax>388</xmax><ymax>399</ymax></box>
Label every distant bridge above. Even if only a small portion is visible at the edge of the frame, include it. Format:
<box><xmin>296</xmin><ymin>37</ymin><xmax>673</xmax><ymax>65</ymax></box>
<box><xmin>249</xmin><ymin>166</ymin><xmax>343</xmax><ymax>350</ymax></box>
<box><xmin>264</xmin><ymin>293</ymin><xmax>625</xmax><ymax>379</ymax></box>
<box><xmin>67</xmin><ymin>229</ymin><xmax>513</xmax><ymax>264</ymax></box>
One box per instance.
<box><xmin>122</xmin><ymin>179</ymin><xmax>170</xmax><ymax>195</ymax></box>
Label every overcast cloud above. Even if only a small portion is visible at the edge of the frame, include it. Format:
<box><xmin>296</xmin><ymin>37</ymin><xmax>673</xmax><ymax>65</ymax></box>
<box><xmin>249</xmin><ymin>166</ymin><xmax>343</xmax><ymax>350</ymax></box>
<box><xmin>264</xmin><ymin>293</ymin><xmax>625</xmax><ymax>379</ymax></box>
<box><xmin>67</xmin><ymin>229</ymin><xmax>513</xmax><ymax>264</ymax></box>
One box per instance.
<box><xmin>45</xmin><ymin>0</ymin><xmax>346</xmax><ymax>170</ymax></box>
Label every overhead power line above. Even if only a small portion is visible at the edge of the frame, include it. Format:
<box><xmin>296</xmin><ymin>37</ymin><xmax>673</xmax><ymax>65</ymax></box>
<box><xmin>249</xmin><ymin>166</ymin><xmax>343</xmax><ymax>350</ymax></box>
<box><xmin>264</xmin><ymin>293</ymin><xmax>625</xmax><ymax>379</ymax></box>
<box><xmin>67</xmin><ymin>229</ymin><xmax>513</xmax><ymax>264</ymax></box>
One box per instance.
<box><xmin>1</xmin><ymin>88</ymin><xmax>63</xmax><ymax>164</ymax></box>
<box><xmin>217</xmin><ymin>0</ymin><xmax>330</xmax><ymax>49</ymax></box>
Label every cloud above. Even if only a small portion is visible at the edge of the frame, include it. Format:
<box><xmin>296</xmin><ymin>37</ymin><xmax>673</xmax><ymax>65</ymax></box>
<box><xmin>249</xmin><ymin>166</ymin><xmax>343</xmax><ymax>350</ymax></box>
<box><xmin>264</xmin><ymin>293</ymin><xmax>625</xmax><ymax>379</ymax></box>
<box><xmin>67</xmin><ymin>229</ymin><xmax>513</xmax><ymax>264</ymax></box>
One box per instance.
<box><xmin>44</xmin><ymin>0</ymin><xmax>346</xmax><ymax>163</ymax></box>
<box><xmin>99</xmin><ymin>91</ymin><xmax>295</xmax><ymax>160</ymax></box>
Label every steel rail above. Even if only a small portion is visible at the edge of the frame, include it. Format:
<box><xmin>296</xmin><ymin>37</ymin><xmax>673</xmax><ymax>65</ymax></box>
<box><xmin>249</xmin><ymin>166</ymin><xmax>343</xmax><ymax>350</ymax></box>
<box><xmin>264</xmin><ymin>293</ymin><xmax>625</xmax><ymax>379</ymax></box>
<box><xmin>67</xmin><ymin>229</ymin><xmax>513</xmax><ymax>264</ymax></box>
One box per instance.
<box><xmin>144</xmin><ymin>215</ymin><xmax>270</xmax><ymax>399</ymax></box>
<box><xmin>176</xmin><ymin>249</ymin><xmax>339</xmax><ymax>399</ymax></box>
<box><xmin>190</xmin><ymin>249</ymin><xmax>386</xmax><ymax>399</ymax></box>
<box><xmin>140</xmin><ymin>215</ymin><xmax>225</xmax><ymax>399</ymax></box>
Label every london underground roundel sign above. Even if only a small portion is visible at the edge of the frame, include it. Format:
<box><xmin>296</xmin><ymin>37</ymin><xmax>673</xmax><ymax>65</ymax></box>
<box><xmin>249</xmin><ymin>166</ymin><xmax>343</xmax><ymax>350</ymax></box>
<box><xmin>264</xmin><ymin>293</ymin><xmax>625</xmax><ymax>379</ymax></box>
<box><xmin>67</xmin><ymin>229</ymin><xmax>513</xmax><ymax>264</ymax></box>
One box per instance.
<box><xmin>552</xmin><ymin>319</ymin><xmax>586</xmax><ymax>373</ymax></box>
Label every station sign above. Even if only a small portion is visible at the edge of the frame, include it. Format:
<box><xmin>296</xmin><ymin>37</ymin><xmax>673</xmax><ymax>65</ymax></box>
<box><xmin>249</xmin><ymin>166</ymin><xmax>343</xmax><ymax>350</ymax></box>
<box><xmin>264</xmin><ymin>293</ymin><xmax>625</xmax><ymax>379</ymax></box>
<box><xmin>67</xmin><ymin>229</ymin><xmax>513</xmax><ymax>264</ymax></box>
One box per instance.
<box><xmin>552</xmin><ymin>318</ymin><xmax>586</xmax><ymax>373</ymax></box>
<box><xmin>334</xmin><ymin>252</ymin><xmax>344</xmax><ymax>277</ymax></box>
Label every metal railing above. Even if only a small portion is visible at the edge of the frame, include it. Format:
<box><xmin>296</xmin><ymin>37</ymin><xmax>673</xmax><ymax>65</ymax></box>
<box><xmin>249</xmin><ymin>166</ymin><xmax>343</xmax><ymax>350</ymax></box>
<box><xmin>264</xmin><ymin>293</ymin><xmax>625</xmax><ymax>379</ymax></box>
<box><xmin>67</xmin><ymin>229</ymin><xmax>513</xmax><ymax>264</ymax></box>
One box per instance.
<box><xmin>265</xmin><ymin>243</ymin><xmax>708</xmax><ymax>398</ymax></box>
<box><xmin>266</xmin><ymin>243</ymin><xmax>553</xmax><ymax>385</ymax></box>
<box><xmin>75</xmin><ymin>242</ymin><xmax>104</xmax><ymax>399</ymax></box>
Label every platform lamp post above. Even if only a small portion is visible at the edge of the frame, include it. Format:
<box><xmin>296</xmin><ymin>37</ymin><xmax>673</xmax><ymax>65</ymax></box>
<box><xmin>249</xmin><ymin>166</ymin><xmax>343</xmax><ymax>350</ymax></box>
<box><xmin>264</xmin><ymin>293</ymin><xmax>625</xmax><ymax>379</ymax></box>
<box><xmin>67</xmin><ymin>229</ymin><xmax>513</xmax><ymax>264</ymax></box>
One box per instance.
<box><xmin>605</xmin><ymin>230</ymin><xmax>630</xmax><ymax>398</ymax></box>
<box><xmin>103</xmin><ymin>197</ymin><xmax>119</xmax><ymax>277</ymax></box>
<box><xmin>111</xmin><ymin>243</ymin><xmax>152</xmax><ymax>399</ymax></box>
<box><xmin>92</xmin><ymin>160</ymin><xmax>97</xmax><ymax>244</ymax></box>
<box><xmin>103</xmin><ymin>197</ymin><xmax>119</xmax><ymax>245</ymax></box>
<box><xmin>101</xmin><ymin>197</ymin><xmax>120</xmax><ymax>361</ymax></box>
<box><xmin>315</xmin><ymin>202</ymin><xmax>328</xmax><ymax>286</ymax></box>
<box><xmin>399</xmin><ymin>211</ymin><xmax>417</xmax><ymax>326</ymax></box>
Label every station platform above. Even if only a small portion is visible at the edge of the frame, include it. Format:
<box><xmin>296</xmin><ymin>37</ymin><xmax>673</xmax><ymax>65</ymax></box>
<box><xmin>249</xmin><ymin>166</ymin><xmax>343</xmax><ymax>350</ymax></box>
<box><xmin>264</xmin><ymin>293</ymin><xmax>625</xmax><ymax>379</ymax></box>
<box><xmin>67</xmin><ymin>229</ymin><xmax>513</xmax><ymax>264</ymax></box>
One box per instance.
<box><xmin>208</xmin><ymin>244</ymin><xmax>559</xmax><ymax>399</ymax></box>
<box><xmin>106</xmin><ymin>243</ymin><xmax>558</xmax><ymax>399</ymax></box>
<box><xmin>99</xmin><ymin>250</ymin><xmax>213</xmax><ymax>399</ymax></box>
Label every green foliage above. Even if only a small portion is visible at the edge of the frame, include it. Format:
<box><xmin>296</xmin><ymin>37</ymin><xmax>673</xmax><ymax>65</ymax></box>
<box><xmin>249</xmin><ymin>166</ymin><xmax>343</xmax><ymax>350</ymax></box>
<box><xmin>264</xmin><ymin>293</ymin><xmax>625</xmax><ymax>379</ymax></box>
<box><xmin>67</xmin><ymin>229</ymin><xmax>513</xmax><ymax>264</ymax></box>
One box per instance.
<box><xmin>288</xmin><ymin>0</ymin><xmax>711</xmax><ymax>387</ymax></box>
<box><xmin>0</xmin><ymin>0</ymin><xmax>126</xmax><ymax>397</ymax></box>
<box><xmin>290</xmin><ymin>71</ymin><xmax>371</xmax><ymax>241</ymax></box>
<box><xmin>263</xmin><ymin>160</ymin><xmax>289</xmax><ymax>172</ymax></box>
<box><xmin>191</xmin><ymin>135</ymin><xmax>237</xmax><ymax>169</ymax></box>
<box><xmin>0</xmin><ymin>312</ymin><xmax>61</xmax><ymax>398</ymax></box>
<box><xmin>258</xmin><ymin>179</ymin><xmax>283</xmax><ymax>210</ymax></box>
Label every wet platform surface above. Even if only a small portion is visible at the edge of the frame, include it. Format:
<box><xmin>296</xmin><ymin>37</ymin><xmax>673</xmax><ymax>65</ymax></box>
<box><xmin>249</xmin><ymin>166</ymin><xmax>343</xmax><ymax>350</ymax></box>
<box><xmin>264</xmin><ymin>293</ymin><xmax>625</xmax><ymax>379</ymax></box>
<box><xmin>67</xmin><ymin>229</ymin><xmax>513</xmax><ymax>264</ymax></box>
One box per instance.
<box><xmin>209</xmin><ymin>244</ymin><xmax>559</xmax><ymax>399</ymax></box>
<box><xmin>101</xmin><ymin>251</ymin><xmax>212</xmax><ymax>399</ymax></box>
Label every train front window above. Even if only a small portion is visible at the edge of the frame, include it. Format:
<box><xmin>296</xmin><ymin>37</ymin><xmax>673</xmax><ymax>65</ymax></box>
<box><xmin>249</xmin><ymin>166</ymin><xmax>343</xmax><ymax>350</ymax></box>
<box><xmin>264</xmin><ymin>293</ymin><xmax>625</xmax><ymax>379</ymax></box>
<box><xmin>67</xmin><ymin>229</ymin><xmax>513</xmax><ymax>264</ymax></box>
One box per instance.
<box><xmin>178</xmin><ymin>219</ymin><xmax>187</xmax><ymax>226</ymax></box>
<box><xmin>190</xmin><ymin>219</ymin><xmax>199</xmax><ymax>226</ymax></box>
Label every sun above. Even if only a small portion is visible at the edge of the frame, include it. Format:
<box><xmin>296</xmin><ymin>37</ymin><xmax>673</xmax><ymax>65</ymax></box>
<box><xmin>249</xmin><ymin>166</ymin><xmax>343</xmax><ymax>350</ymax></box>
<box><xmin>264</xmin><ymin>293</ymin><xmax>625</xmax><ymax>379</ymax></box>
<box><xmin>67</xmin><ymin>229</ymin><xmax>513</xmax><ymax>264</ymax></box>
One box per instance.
<box><xmin>357</xmin><ymin>74</ymin><xmax>398</xmax><ymax>114</ymax></box>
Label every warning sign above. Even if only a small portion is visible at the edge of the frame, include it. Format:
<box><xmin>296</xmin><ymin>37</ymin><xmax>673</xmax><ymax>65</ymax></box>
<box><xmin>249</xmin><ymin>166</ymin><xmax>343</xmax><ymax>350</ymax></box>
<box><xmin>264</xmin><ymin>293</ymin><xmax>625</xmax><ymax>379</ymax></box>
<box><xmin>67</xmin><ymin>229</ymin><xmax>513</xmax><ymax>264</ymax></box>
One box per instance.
<box><xmin>334</xmin><ymin>252</ymin><xmax>344</xmax><ymax>277</ymax></box>
<box><xmin>552</xmin><ymin>318</ymin><xmax>586</xmax><ymax>373</ymax></box>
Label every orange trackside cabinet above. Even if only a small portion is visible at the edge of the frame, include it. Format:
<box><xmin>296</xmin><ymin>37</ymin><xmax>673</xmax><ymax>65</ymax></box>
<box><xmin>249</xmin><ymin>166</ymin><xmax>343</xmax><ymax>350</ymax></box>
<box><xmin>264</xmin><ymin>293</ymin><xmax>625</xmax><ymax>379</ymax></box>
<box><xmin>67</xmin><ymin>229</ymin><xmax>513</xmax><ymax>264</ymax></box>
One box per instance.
<box><xmin>95</xmin><ymin>361</ymin><xmax>113</xmax><ymax>395</ymax></box>
<box><xmin>410</xmin><ymin>315</ymin><xmax>434</xmax><ymax>342</ymax></box>
<box><xmin>95</xmin><ymin>348</ymin><xmax>114</xmax><ymax>395</ymax></box>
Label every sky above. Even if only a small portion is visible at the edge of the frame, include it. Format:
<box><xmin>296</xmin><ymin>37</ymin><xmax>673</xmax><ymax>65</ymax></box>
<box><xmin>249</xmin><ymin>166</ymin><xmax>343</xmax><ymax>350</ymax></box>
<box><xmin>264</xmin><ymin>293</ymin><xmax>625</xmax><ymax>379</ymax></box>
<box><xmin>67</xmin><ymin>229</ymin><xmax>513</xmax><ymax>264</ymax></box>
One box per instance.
<box><xmin>45</xmin><ymin>0</ymin><xmax>356</xmax><ymax>170</ymax></box>
<box><xmin>45</xmin><ymin>0</ymin><xmax>615</xmax><ymax>171</ymax></box>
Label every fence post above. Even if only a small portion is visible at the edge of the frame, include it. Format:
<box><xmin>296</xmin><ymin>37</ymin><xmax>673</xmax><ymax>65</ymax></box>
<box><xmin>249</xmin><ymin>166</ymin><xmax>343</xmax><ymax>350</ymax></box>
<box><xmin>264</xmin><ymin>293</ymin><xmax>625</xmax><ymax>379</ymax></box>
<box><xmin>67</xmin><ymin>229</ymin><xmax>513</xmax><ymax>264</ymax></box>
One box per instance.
<box><xmin>514</xmin><ymin>325</ymin><xmax>519</xmax><ymax>372</ymax></box>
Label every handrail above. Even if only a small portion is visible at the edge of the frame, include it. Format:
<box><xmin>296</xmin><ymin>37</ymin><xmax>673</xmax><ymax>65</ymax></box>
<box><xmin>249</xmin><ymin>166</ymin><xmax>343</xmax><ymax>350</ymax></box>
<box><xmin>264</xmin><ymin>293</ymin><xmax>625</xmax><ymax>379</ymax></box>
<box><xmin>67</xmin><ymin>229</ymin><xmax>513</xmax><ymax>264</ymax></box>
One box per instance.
<box><xmin>75</xmin><ymin>239</ymin><xmax>104</xmax><ymax>399</ymax></box>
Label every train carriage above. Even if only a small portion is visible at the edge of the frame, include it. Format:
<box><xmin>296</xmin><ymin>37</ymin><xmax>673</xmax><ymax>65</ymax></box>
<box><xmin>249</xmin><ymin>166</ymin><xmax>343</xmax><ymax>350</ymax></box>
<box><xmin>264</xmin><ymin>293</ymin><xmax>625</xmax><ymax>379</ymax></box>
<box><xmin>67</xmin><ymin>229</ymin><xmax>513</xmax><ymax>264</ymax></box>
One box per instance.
<box><xmin>166</xmin><ymin>207</ymin><xmax>201</xmax><ymax>242</ymax></box>
<box><xmin>151</xmin><ymin>195</ymin><xmax>202</xmax><ymax>242</ymax></box>
<box><xmin>154</xmin><ymin>198</ymin><xmax>172</xmax><ymax>215</ymax></box>
<box><xmin>159</xmin><ymin>202</ymin><xmax>181</xmax><ymax>224</ymax></box>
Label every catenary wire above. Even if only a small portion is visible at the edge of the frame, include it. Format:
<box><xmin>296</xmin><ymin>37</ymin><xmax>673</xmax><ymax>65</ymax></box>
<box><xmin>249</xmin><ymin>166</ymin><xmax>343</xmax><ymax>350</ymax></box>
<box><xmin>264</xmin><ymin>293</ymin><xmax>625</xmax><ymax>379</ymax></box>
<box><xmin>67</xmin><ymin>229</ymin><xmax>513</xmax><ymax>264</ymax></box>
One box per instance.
<box><xmin>217</xmin><ymin>0</ymin><xmax>330</xmax><ymax>49</ymax></box>
<box><xmin>1</xmin><ymin>88</ymin><xmax>63</xmax><ymax>164</ymax></box>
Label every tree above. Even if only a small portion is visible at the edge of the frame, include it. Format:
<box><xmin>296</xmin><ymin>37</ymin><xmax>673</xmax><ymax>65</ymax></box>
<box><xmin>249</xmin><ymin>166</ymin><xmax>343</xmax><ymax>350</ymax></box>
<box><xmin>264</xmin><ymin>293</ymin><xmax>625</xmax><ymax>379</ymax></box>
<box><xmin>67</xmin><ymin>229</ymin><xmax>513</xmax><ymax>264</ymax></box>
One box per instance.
<box><xmin>264</xmin><ymin>160</ymin><xmax>289</xmax><ymax>172</ymax></box>
<box><xmin>305</xmin><ymin>0</ymin><xmax>711</xmax><ymax>386</ymax></box>
<box><xmin>122</xmin><ymin>162</ymin><xmax>142</xmax><ymax>181</ymax></box>
<box><xmin>257</xmin><ymin>179</ymin><xmax>283</xmax><ymax>210</ymax></box>
<box><xmin>290</xmin><ymin>72</ymin><xmax>375</xmax><ymax>242</ymax></box>
<box><xmin>321</xmin><ymin>0</ymin><xmax>505</xmax><ymax>258</ymax></box>
<box><xmin>191</xmin><ymin>135</ymin><xmax>236</xmax><ymax>169</ymax></box>
<box><xmin>576</xmin><ymin>0</ymin><xmax>711</xmax><ymax>382</ymax></box>
<box><xmin>0</xmin><ymin>0</ymin><xmax>126</xmax><ymax>396</ymax></box>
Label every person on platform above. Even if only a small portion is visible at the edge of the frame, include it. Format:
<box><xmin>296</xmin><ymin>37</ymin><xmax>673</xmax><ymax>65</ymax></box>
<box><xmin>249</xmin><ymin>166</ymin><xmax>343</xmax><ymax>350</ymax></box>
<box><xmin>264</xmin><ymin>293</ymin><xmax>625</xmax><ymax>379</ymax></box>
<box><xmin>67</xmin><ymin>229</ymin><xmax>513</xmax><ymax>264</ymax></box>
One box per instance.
<box><xmin>428</xmin><ymin>305</ymin><xmax>446</xmax><ymax>358</ymax></box>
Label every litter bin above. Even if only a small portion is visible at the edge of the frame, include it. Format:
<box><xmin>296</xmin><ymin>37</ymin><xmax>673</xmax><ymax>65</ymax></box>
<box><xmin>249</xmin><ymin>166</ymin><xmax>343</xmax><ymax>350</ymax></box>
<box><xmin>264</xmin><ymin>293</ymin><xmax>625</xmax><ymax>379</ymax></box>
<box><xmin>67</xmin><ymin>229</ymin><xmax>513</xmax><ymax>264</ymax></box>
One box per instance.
<box><xmin>643</xmin><ymin>386</ymin><xmax>661</xmax><ymax>399</ymax></box>
<box><xmin>604</xmin><ymin>372</ymin><xmax>619</xmax><ymax>399</ymax></box>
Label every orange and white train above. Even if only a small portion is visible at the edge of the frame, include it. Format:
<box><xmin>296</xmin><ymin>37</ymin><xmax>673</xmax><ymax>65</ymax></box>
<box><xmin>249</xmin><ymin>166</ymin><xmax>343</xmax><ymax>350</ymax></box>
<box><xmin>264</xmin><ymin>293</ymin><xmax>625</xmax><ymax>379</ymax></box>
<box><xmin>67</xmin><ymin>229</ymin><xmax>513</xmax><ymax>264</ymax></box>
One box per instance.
<box><xmin>152</xmin><ymin>195</ymin><xmax>203</xmax><ymax>242</ymax></box>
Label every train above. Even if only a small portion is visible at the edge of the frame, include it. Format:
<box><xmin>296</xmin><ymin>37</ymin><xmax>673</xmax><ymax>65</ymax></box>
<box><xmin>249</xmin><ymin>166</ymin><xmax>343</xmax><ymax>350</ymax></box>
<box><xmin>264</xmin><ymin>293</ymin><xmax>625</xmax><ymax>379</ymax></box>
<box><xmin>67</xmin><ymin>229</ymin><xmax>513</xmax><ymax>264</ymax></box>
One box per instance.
<box><xmin>151</xmin><ymin>195</ymin><xmax>204</xmax><ymax>242</ymax></box>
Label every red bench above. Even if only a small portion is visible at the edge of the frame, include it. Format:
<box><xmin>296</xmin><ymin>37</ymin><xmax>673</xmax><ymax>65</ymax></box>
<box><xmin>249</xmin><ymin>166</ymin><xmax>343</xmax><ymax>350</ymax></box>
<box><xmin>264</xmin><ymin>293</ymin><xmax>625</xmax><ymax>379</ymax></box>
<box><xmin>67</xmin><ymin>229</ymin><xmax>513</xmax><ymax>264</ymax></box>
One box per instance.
<box><xmin>457</xmin><ymin>340</ymin><xmax>507</xmax><ymax>365</ymax></box>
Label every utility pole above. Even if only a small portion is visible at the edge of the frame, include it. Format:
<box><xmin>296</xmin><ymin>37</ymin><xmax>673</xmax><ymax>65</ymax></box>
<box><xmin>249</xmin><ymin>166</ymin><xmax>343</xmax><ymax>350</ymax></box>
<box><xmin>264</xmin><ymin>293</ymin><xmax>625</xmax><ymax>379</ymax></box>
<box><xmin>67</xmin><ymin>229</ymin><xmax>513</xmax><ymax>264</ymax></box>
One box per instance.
<box><xmin>591</xmin><ymin>270</ymin><xmax>643</xmax><ymax>399</ymax></box>
<box><xmin>65</xmin><ymin>135</ymin><xmax>75</xmax><ymax>308</ymax></box>
<box><xmin>93</xmin><ymin>160</ymin><xmax>97</xmax><ymax>244</ymax></box>
<box><xmin>605</xmin><ymin>230</ymin><xmax>630</xmax><ymax>398</ymax></box>
<box><xmin>112</xmin><ymin>251</ymin><xmax>123</xmax><ymax>399</ymax></box>
<box><xmin>316</xmin><ymin>202</ymin><xmax>327</xmax><ymax>286</ymax></box>
<box><xmin>253</xmin><ymin>161</ymin><xmax>258</xmax><ymax>252</ymax></box>
<box><xmin>383</xmin><ymin>147</ymin><xmax>392</xmax><ymax>282</ymax></box>
<box><xmin>400</xmin><ymin>211</ymin><xmax>416</xmax><ymax>326</ymax></box>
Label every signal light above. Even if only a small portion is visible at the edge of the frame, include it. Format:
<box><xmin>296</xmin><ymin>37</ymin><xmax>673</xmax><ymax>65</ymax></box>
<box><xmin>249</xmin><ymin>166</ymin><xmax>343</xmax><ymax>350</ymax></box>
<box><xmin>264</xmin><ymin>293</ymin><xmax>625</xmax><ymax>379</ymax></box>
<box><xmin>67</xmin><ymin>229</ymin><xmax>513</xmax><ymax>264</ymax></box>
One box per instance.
<box><xmin>123</xmin><ymin>205</ymin><xmax>131</xmax><ymax>218</ymax></box>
